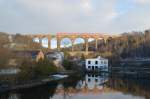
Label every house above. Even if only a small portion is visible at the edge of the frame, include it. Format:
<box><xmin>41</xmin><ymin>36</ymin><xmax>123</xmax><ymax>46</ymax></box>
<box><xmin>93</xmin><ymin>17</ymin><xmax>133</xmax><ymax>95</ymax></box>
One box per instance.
<box><xmin>85</xmin><ymin>56</ymin><xmax>108</xmax><ymax>72</ymax></box>
<box><xmin>46</xmin><ymin>52</ymin><xmax>64</xmax><ymax>68</ymax></box>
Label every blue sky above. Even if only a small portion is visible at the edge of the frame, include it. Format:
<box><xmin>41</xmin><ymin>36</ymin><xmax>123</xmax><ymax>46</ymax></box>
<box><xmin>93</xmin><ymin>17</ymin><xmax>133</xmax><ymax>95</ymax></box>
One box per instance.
<box><xmin>116</xmin><ymin>0</ymin><xmax>135</xmax><ymax>14</ymax></box>
<box><xmin>0</xmin><ymin>0</ymin><xmax>150</xmax><ymax>35</ymax></box>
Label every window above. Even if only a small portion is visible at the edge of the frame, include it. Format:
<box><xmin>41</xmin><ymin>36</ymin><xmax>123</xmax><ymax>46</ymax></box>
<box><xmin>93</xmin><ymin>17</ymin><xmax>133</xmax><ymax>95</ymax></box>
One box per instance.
<box><xmin>95</xmin><ymin>66</ymin><xmax>98</xmax><ymax>69</ymax></box>
<box><xmin>95</xmin><ymin>75</ymin><xmax>98</xmax><ymax>77</ymax></box>
<box><xmin>95</xmin><ymin>61</ymin><xmax>98</xmax><ymax>64</ymax></box>
<box><xmin>88</xmin><ymin>74</ymin><xmax>91</xmax><ymax>77</ymax></box>
<box><xmin>88</xmin><ymin>78</ymin><xmax>91</xmax><ymax>82</ymax></box>
<box><xmin>95</xmin><ymin>79</ymin><xmax>98</xmax><ymax>82</ymax></box>
<box><xmin>88</xmin><ymin>66</ymin><xmax>91</xmax><ymax>69</ymax></box>
<box><xmin>88</xmin><ymin>61</ymin><xmax>91</xmax><ymax>64</ymax></box>
<box><xmin>92</xmin><ymin>66</ymin><xmax>94</xmax><ymax>70</ymax></box>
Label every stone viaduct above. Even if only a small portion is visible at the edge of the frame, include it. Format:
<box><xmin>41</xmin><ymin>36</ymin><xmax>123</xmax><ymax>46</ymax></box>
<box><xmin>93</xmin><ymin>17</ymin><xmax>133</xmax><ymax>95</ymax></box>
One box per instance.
<box><xmin>27</xmin><ymin>33</ymin><xmax>118</xmax><ymax>53</ymax></box>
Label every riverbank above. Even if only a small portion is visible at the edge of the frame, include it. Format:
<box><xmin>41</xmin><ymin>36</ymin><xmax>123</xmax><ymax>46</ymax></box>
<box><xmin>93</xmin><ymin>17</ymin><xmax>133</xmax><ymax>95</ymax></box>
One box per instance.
<box><xmin>0</xmin><ymin>70</ymin><xmax>78</xmax><ymax>93</ymax></box>
<box><xmin>0</xmin><ymin>77</ymin><xmax>60</xmax><ymax>93</ymax></box>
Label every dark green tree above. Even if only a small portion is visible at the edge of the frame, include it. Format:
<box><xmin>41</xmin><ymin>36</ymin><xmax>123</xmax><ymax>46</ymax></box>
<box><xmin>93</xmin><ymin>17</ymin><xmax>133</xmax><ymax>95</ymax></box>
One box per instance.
<box><xmin>34</xmin><ymin>58</ymin><xmax>58</xmax><ymax>77</ymax></box>
<box><xmin>62</xmin><ymin>59</ymin><xmax>74</xmax><ymax>70</ymax></box>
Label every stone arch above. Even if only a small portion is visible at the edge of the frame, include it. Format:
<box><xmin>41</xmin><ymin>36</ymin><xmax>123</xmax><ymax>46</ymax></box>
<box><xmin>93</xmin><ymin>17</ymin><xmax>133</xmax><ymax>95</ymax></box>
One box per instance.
<box><xmin>60</xmin><ymin>38</ymin><xmax>72</xmax><ymax>51</ymax></box>
<box><xmin>97</xmin><ymin>37</ymin><xmax>104</xmax><ymax>44</ymax></box>
<box><xmin>51</xmin><ymin>38</ymin><xmax>57</xmax><ymax>49</ymax></box>
<box><xmin>74</xmin><ymin>38</ymin><xmax>85</xmax><ymax>51</ymax></box>
<box><xmin>33</xmin><ymin>37</ymin><xmax>40</xmax><ymax>43</ymax></box>
<box><xmin>60</xmin><ymin>38</ymin><xmax>72</xmax><ymax>48</ymax></box>
<box><xmin>74</xmin><ymin>38</ymin><xmax>85</xmax><ymax>44</ymax></box>
<box><xmin>88</xmin><ymin>38</ymin><xmax>95</xmax><ymax>42</ymax></box>
<box><xmin>41</xmin><ymin>37</ymin><xmax>49</xmax><ymax>48</ymax></box>
<box><xmin>88</xmin><ymin>38</ymin><xmax>96</xmax><ymax>51</ymax></box>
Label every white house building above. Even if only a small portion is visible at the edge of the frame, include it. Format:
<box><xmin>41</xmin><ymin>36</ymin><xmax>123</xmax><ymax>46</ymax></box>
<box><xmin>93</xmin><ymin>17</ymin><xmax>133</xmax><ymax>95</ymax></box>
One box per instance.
<box><xmin>85</xmin><ymin>56</ymin><xmax>108</xmax><ymax>71</ymax></box>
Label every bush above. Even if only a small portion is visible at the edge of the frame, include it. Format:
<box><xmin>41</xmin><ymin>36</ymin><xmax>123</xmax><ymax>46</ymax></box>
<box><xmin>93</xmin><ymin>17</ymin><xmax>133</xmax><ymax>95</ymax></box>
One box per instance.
<box><xmin>18</xmin><ymin>59</ymin><xmax>35</xmax><ymax>81</ymax></box>
<box><xmin>62</xmin><ymin>59</ymin><xmax>74</xmax><ymax>70</ymax></box>
<box><xmin>34</xmin><ymin>58</ymin><xmax>58</xmax><ymax>77</ymax></box>
<box><xmin>19</xmin><ymin>58</ymin><xmax>58</xmax><ymax>80</ymax></box>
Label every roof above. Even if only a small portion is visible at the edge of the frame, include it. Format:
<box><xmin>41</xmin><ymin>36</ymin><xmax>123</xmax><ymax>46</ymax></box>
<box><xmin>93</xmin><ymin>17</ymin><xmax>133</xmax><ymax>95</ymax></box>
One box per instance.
<box><xmin>13</xmin><ymin>50</ymin><xmax>42</xmax><ymax>57</ymax></box>
<box><xmin>86</xmin><ymin>56</ymin><xmax>107</xmax><ymax>60</ymax></box>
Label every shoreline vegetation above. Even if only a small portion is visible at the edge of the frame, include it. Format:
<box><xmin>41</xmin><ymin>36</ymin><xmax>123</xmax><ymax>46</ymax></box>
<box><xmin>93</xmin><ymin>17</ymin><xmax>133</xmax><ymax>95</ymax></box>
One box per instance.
<box><xmin>0</xmin><ymin>71</ymin><xmax>79</xmax><ymax>93</ymax></box>
<box><xmin>0</xmin><ymin>29</ymin><xmax>150</xmax><ymax>93</ymax></box>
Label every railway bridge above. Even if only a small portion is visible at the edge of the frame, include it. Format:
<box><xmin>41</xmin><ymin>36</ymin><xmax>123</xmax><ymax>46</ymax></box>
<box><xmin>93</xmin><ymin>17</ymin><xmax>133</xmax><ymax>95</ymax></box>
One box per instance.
<box><xmin>27</xmin><ymin>33</ymin><xmax>118</xmax><ymax>54</ymax></box>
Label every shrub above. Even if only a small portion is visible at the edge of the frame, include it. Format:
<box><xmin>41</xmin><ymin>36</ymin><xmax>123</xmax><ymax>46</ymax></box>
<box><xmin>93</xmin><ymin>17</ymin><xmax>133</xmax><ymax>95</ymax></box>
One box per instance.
<box><xmin>34</xmin><ymin>58</ymin><xmax>58</xmax><ymax>77</ymax></box>
<box><xmin>62</xmin><ymin>59</ymin><xmax>74</xmax><ymax>70</ymax></box>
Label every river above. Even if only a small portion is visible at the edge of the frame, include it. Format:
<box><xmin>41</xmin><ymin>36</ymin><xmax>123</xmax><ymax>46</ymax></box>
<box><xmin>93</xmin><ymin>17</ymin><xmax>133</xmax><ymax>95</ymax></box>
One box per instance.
<box><xmin>0</xmin><ymin>73</ymin><xmax>150</xmax><ymax>99</ymax></box>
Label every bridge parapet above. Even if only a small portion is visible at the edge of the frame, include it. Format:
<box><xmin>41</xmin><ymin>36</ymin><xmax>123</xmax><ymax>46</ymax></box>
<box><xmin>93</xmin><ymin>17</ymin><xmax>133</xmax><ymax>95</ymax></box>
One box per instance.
<box><xmin>56</xmin><ymin>32</ymin><xmax>111</xmax><ymax>39</ymax></box>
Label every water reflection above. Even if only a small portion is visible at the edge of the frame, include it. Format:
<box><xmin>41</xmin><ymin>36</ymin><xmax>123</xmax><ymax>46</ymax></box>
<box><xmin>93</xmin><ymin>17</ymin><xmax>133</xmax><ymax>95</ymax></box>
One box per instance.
<box><xmin>0</xmin><ymin>81</ymin><xmax>58</xmax><ymax>99</ymax></box>
<box><xmin>85</xmin><ymin>73</ymin><xmax>108</xmax><ymax>90</ymax></box>
<box><xmin>107</xmin><ymin>78</ymin><xmax>150</xmax><ymax>99</ymax></box>
<box><xmin>0</xmin><ymin>73</ymin><xmax>150</xmax><ymax>99</ymax></box>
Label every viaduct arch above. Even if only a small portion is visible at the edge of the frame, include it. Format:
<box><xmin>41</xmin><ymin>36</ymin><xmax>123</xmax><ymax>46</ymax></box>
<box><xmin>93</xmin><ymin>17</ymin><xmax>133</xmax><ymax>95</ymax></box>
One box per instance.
<box><xmin>28</xmin><ymin>33</ymin><xmax>117</xmax><ymax>53</ymax></box>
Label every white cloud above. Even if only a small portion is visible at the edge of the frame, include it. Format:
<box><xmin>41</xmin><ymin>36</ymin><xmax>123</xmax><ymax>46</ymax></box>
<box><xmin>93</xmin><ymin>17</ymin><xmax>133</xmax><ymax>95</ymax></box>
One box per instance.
<box><xmin>80</xmin><ymin>0</ymin><xmax>92</xmax><ymax>14</ymax></box>
<box><xmin>0</xmin><ymin>0</ymin><xmax>149</xmax><ymax>34</ymax></box>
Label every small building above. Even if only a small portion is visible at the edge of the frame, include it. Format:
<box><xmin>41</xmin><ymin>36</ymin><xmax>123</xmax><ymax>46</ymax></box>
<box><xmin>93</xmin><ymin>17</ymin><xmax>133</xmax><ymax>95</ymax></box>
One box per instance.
<box><xmin>46</xmin><ymin>52</ymin><xmax>64</xmax><ymax>68</ymax></box>
<box><xmin>85</xmin><ymin>56</ymin><xmax>108</xmax><ymax>72</ymax></box>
